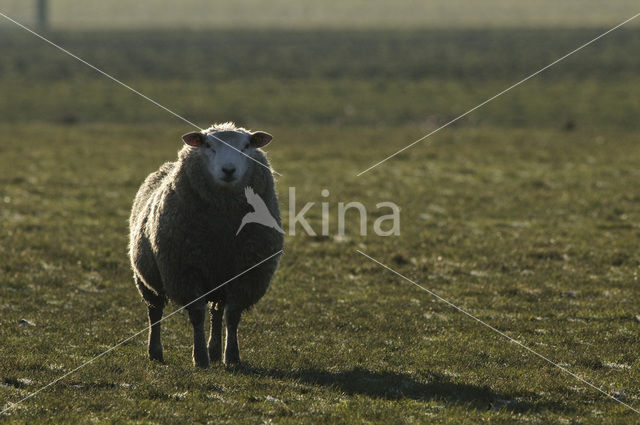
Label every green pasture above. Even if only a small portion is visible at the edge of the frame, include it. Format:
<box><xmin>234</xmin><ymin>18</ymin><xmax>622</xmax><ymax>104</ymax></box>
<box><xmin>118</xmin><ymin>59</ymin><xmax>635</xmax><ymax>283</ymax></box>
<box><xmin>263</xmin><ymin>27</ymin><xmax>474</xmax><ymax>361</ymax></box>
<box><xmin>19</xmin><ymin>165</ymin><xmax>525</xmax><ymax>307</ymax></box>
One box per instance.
<box><xmin>1</xmin><ymin>23</ymin><xmax>640</xmax><ymax>424</ymax></box>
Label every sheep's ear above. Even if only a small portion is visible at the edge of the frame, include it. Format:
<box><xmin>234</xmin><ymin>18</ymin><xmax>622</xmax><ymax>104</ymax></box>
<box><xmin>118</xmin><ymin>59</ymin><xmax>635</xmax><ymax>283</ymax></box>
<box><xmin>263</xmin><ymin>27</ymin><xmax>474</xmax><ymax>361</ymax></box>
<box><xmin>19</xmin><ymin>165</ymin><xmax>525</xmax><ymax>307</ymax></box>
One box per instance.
<box><xmin>182</xmin><ymin>132</ymin><xmax>205</xmax><ymax>147</ymax></box>
<box><xmin>250</xmin><ymin>131</ymin><xmax>273</xmax><ymax>148</ymax></box>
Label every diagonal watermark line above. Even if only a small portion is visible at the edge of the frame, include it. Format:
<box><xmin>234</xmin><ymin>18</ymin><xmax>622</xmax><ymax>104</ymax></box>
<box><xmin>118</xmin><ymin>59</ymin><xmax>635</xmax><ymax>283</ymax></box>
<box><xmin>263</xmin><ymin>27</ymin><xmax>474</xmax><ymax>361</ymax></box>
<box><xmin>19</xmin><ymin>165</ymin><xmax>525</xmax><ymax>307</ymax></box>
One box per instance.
<box><xmin>0</xmin><ymin>250</ymin><xmax>283</xmax><ymax>417</ymax></box>
<box><xmin>356</xmin><ymin>11</ymin><xmax>640</xmax><ymax>176</ymax></box>
<box><xmin>0</xmin><ymin>11</ymin><xmax>281</xmax><ymax>177</ymax></box>
<box><xmin>0</xmin><ymin>12</ymin><xmax>201</xmax><ymax>129</ymax></box>
<box><xmin>356</xmin><ymin>249</ymin><xmax>640</xmax><ymax>415</ymax></box>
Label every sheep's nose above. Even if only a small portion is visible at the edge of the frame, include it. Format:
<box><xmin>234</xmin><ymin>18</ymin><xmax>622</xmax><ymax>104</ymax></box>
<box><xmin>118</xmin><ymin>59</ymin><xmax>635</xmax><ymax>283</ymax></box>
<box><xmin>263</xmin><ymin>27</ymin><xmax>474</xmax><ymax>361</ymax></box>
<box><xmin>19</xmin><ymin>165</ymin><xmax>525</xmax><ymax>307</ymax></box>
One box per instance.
<box><xmin>222</xmin><ymin>164</ymin><xmax>236</xmax><ymax>176</ymax></box>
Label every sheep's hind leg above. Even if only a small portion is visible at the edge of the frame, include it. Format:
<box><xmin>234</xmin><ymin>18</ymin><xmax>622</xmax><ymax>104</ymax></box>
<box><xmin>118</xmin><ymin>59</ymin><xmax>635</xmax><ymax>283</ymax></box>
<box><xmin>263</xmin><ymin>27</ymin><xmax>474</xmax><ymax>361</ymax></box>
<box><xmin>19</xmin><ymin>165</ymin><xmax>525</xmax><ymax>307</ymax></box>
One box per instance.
<box><xmin>188</xmin><ymin>303</ymin><xmax>210</xmax><ymax>368</ymax></box>
<box><xmin>224</xmin><ymin>307</ymin><xmax>242</xmax><ymax>365</ymax></box>
<box><xmin>208</xmin><ymin>304</ymin><xmax>223</xmax><ymax>362</ymax></box>
<box><xmin>148</xmin><ymin>305</ymin><xmax>164</xmax><ymax>362</ymax></box>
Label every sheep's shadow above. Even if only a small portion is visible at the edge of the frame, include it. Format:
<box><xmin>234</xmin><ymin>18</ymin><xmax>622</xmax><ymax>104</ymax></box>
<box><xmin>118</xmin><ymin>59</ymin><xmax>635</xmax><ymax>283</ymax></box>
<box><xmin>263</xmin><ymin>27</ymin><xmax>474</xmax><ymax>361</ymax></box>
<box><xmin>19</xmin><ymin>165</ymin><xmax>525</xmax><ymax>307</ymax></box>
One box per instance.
<box><xmin>232</xmin><ymin>364</ymin><xmax>566</xmax><ymax>413</ymax></box>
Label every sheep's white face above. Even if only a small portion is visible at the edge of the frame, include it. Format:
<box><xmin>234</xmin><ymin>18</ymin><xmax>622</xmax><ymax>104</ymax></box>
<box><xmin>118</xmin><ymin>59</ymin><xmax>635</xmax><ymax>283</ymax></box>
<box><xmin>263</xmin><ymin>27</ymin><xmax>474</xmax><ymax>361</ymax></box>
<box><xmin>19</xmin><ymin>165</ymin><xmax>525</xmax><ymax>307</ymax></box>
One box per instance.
<box><xmin>204</xmin><ymin>131</ymin><xmax>251</xmax><ymax>186</ymax></box>
<box><xmin>182</xmin><ymin>129</ymin><xmax>272</xmax><ymax>187</ymax></box>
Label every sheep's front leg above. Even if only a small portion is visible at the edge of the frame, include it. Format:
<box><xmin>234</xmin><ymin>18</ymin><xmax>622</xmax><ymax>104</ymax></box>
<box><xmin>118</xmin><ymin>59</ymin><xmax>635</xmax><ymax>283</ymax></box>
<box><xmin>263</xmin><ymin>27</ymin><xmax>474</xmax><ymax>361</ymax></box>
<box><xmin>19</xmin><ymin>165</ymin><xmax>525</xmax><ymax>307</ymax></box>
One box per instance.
<box><xmin>188</xmin><ymin>304</ymin><xmax>210</xmax><ymax>368</ymax></box>
<box><xmin>208</xmin><ymin>304</ymin><xmax>223</xmax><ymax>362</ymax></box>
<box><xmin>224</xmin><ymin>307</ymin><xmax>242</xmax><ymax>365</ymax></box>
<box><xmin>148</xmin><ymin>305</ymin><xmax>164</xmax><ymax>362</ymax></box>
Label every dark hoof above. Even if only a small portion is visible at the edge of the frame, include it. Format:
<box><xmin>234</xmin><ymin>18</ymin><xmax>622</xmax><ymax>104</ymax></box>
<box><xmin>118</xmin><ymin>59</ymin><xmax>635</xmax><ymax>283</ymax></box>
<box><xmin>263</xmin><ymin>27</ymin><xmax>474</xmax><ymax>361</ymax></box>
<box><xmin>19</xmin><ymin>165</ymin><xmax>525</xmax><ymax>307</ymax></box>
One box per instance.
<box><xmin>194</xmin><ymin>359</ymin><xmax>210</xmax><ymax>369</ymax></box>
<box><xmin>194</xmin><ymin>353</ymin><xmax>210</xmax><ymax>369</ymax></box>
<box><xmin>224</xmin><ymin>354</ymin><xmax>240</xmax><ymax>366</ymax></box>
<box><xmin>149</xmin><ymin>347</ymin><xmax>164</xmax><ymax>363</ymax></box>
<box><xmin>150</xmin><ymin>355</ymin><xmax>165</xmax><ymax>364</ymax></box>
<box><xmin>224</xmin><ymin>361</ymin><xmax>241</xmax><ymax>369</ymax></box>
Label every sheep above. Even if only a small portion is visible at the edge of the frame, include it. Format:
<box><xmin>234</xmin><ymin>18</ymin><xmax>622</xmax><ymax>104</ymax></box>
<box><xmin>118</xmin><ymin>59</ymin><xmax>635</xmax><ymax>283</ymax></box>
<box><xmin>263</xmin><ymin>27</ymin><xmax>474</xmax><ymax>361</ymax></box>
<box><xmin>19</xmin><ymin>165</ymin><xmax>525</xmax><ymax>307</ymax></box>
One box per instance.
<box><xmin>128</xmin><ymin>122</ymin><xmax>284</xmax><ymax>367</ymax></box>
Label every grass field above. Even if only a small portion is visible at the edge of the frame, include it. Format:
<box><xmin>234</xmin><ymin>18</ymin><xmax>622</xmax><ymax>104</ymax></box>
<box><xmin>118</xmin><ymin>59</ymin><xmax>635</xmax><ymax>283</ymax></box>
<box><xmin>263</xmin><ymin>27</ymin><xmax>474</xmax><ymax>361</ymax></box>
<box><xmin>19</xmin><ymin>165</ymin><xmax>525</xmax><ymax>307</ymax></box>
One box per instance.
<box><xmin>2</xmin><ymin>0</ymin><xmax>640</xmax><ymax>29</ymax></box>
<box><xmin>1</xmin><ymin>23</ymin><xmax>640</xmax><ymax>424</ymax></box>
<box><xmin>2</xmin><ymin>28</ymin><xmax>640</xmax><ymax>129</ymax></box>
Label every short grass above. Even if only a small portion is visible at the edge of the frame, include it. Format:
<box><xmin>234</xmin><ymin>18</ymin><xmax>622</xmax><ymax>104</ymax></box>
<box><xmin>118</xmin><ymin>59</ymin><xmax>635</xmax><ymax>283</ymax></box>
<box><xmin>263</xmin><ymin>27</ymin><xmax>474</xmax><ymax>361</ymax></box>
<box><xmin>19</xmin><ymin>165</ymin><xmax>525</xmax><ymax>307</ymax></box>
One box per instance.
<box><xmin>1</xmin><ymin>27</ymin><xmax>640</xmax><ymax>423</ymax></box>
<box><xmin>2</xmin><ymin>123</ymin><xmax>640</xmax><ymax>424</ymax></box>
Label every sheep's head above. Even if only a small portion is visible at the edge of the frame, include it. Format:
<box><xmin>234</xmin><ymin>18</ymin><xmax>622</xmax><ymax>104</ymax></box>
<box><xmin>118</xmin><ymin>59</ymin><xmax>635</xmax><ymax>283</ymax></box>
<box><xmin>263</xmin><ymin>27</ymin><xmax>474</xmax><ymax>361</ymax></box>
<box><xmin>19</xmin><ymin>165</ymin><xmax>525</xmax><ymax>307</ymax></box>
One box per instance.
<box><xmin>182</xmin><ymin>128</ymin><xmax>272</xmax><ymax>187</ymax></box>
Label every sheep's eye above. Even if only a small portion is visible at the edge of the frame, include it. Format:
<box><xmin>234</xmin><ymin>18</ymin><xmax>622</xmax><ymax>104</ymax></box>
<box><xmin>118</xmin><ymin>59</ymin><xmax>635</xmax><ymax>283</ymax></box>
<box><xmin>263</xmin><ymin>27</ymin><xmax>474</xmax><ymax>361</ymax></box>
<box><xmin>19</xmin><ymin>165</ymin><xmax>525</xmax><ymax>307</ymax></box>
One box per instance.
<box><xmin>243</xmin><ymin>143</ymin><xmax>250</xmax><ymax>150</ymax></box>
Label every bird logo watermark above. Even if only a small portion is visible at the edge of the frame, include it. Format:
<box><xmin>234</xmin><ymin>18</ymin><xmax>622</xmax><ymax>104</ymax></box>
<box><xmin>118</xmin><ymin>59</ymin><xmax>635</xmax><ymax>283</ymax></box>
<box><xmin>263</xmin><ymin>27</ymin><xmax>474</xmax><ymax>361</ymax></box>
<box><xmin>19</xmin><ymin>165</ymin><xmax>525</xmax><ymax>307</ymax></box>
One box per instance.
<box><xmin>237</xmin><ymin>186</ymin><xmax>400</xmax><ymax>237</ymax></box>
<box><xmin>236</xmin><ymin>186</ymin><xmax>284</xmax><ymax>235</ymax></box>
